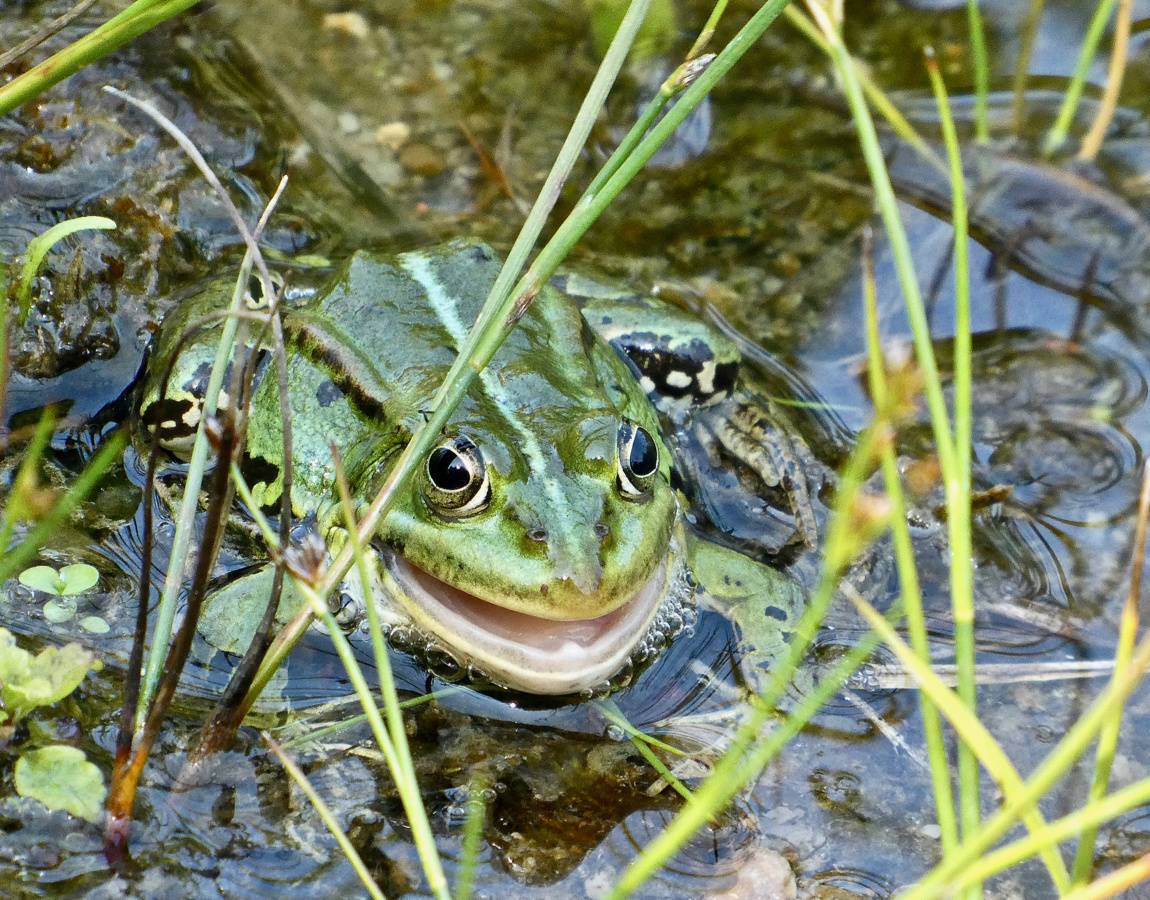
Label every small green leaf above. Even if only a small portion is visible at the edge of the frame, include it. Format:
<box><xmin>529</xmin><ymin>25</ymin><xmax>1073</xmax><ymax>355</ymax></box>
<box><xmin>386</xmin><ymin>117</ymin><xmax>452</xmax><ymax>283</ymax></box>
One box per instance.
<box><xmin>58</xmin><ymin>564</ymin><xmax>98</xmax><ymax>596</ymax></box>
<box><xmin>78</xmin><ymin>617</ymin><xmax>109</xmax><ymax>635</ymax></box>
<box><xmin>13</xmin><ymin>217</ymin><xmax>116</xmax><ymax>324</ymax></box>
<box><xmin>43</xmin><ymin>599</ymin><xmax>77</xmax><ymax>624</ymax></box>
<box><xmin>15</xmin><ymin>745</ymin><xmax>106</xmax><ymax>823</ymax></box>
<box><xmin>18</xmin><ymin>566</ymin><xmax>65</xmax><ymax>596</ymax></box>
<box><xmin>2</xmin><ymin>641</ymin><xmax>99</xmax><ymax>722</ymax></box>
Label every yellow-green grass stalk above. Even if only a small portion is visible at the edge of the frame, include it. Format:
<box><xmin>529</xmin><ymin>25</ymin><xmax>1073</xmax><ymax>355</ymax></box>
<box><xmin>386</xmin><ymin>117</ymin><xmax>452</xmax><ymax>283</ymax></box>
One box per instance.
<box><xmin>925</xmin><ymin>47</ymin><xmax>979</xmax><ymax>886</ymax></box>
<box><xmin>1070</xmin><ymin>460</ymin><xmax>1150</xmax><ymax>885</ymax></box>
<box><xmin>782</xmin><ymin>4</ymin><xmax>945</xmax><ymax>175</ymax></box>
<box><xmin>965</xmin><ymin>0</ymin><xmax>990</xmax><ymax>144</ymax></box>
<box><xmin>1044</xmin><ymin>0</ymin><xmax>1120</xmax><ymax>155</ymax></box>
<box><xmin>861</xmin><ymin>226</ymin><xmax>959</xmax><ymax>855</ymax></box>
<box><xmin>263</xmin><ymin>732</ymin><xmax>387</xmax><ymax>900</ymax></box>
<box><xmin>846</xmin><ymin>594</ymin><xmax>1071</xmax><ymax>892</ymax></box>
<box><xmin>1011</xmin><ymin>0</ymin><xmax>1046</xmax><ymax>132</ymax></box>
<box><xmin>805</xmin><ymin>0</ymin><xmax>995</xmax><ymax>878</ymax></box>
<box><xmin>929</xmin><ymin>776</ymin><xmax>1150</xmax><ymax>895</ymax></box>
<box><xmin>1078</xmin><ymin>0</ymin><xmax>1134</xmax><ymax>161</ymax></box>
<box><xmin>899</xmin><ymin>622</ymin><xmax>1150</xmax><ymax>898</ymax></box>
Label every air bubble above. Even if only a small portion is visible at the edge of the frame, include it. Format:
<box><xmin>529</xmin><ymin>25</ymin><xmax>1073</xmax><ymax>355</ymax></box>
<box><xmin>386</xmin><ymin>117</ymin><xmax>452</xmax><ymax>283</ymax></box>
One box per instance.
<box><xmin>605</xmin><ymin>724</ymin><xmax>626</xmax><ymax>741</ymax></box>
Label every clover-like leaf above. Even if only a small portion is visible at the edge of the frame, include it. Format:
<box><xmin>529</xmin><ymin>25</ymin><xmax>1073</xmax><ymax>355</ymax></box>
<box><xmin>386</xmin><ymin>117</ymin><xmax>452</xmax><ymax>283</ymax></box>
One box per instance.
<box><xmin>17</xmin><ymin>563</ymin><xmax>99</xmax><ymax>598</ymax></box>
<box><xmin>15</xmin><ymin>745</ymin><xmax>106</xmax><ymax>823</ymax></box>
<box><xmin>43</xmin><ymin>599</ymin><xmax>77</xmax><ymax>624</ymax></box>
<box><xmin>78</xmin><ymin>617</ymin><xmax>109</xmax><ymax>635</ymax></box>
<box><xmin>57</xmin><ymin>564</ymin><xmax>98</xmax><ymax>596</ymax></box>
<box><xmin>2</xmin><ymin>642</ymin><xmax>100</xmax><ymax>722</ymax></box>
<box><xmin>18</xmin><ymin>566</ymin><xmax>65</xmax><ymax>596</ymax></box>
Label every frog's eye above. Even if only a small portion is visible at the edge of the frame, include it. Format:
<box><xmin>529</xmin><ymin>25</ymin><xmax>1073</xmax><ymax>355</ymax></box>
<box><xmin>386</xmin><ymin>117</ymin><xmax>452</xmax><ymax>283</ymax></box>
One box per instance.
<box><xmin>616</xmin><ymin>420</ymin><xmax>659</xmax><ymax>498</ymax></box>
<box><xmin>245</xmin><ymin>271</ymin><xmax>285</xmax><ymax>309</ymax></box>
<box><xmin>423</xmin><ymin>436</ymin><xmax>490</xmax><ymax>516</ymax></box>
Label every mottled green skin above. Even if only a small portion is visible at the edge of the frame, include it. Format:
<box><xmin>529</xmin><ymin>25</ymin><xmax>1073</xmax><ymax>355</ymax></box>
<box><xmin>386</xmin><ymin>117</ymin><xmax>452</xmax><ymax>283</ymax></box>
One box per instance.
<box><xmin>142</xmin><ymin>242</ymin><xmax>676</xmax><ymax>621</ymax></box>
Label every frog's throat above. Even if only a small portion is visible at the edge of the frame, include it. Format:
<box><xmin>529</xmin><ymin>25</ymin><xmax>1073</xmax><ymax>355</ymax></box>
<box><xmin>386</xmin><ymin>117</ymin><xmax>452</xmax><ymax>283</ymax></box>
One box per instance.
<box><xmin>379</xmin><ymin>545</ymin><xmax>688</xmax><ymax>695</ymax></box>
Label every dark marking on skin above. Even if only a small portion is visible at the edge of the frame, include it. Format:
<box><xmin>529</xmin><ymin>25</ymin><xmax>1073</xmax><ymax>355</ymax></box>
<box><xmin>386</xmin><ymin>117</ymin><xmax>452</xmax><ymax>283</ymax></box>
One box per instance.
<box><xmin>540</xmin><ymin>584</ymin><xmax>549</xmax><ymax>596</ymax></box>
<box><xmin>316</xmin><ymin>379</ymin><xmax>343</xmax><ymax>407</ymax></box>
<box><xmin>763</xmin><ymin>605</ymin><xmax>788</xmax><ymax>621</ymax></box>
<box><xmin>140</xmin><ymin>397</ymin><xmax>196</xmax><ymax>438</ymax></box>
<box><xmin>284</xmin><ymin>320</ymin><xmax>388</xmax><ymax>421</ymax></box>
<box><xmin>242</xmin><ymin>454</ymin><xmax>281</xmax><ymax>495</ymax></box>
<box><xmin>608</xmin><ymin>334</ymin><xmax>737</xmax><ymax>400</ymax></box>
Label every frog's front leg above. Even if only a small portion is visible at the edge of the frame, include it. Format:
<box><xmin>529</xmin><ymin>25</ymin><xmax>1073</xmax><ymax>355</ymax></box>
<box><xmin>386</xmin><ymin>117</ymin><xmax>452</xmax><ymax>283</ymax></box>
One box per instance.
<box><xmin>701</xmin><ymin>394</ymin><xmax>820</xmax><ymax>551</ymax></box>
<box><xmin>687</xmin><ymin>533</ymin><xmax>805</xmax><ymax>692</ymax></box>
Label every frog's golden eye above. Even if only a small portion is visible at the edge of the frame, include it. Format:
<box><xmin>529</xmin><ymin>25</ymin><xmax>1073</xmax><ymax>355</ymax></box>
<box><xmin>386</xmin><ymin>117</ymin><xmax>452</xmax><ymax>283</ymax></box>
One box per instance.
<box><xmin>616</xmin><ymin>420</ymin><xmax>659</xmax><ymax>498</ymax></box>
<box><xmin>423</xmin><ymin>435</ymin><xmax>490</xmax><ymax>516</ymax></box>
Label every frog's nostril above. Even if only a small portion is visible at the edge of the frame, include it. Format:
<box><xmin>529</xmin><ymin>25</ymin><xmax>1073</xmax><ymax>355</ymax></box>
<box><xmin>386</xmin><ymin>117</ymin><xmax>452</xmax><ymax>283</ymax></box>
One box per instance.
<box><xmin>527</xmin><ymin>528</ymin><xmax>548</xmax><ymax>543</ymax></box>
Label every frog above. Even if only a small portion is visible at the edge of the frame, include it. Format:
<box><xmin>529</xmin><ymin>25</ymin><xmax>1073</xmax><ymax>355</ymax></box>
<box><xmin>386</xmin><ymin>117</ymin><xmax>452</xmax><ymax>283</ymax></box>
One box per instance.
<box><xmin>137</xmin><ymin>241</ymin><xmax>814</xmax><ymax>698</ymax></box>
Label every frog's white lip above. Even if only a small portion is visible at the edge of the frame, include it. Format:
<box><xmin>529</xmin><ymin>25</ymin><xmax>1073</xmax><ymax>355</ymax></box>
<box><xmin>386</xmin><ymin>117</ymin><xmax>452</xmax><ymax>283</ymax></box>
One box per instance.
<box><xmin>385</xmin><ymin>553</ymin><xmax>668</xmax><ymax>695</ymax></box>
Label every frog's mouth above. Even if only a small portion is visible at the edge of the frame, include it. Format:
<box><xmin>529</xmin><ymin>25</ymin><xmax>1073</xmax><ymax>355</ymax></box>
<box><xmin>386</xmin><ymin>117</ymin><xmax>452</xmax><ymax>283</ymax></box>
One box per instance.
<box><xmin>383</xmin><ymin>552</ymin><xmax>669</xmax><ymax>695</ymax></box>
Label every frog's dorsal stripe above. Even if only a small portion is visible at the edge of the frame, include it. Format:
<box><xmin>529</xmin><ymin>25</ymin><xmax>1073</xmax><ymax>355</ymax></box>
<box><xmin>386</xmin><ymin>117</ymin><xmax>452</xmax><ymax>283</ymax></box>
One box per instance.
<box><xmin>399</xmin><ymin>251</ymin><xmax>579</xmax><ymax>527</ymax></box>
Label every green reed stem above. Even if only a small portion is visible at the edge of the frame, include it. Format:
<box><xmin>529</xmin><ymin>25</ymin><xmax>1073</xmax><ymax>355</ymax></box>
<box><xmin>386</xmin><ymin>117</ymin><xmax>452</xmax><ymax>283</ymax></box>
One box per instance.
<box><xmin>1011</xmin><ymin>0</ymin><xmax>1046</xmax><ymax>133</ymax></box>
<box><xmin>965</xmin><ymin>0</ymin><xmax>990</xmax><ymax>143</ymax></box>
<box><xmin>1070</xmin><ymin>461</ymin><xmax>1149</xmax><ymax>885</ymax></box>
<box><xmin>925</xmin><ymin>48</ymin><xmax>979</xmax><ymax>890</ymax></box>
<box><xmin>900</xmin><ymin>625</ymin><xmax>1150</xmax><ymax>899</ymax></box>
<box><xmin>848</xmin><ymin>595</ymin><xmax>1071</xmax><ymax>892</ymax></box>
<box><xmin>11</xmin><ymin>217</ymin><xmax>116</xmax><ymax>323</ymax></box>
<box><xmin>0</xmin><ymin>0</ymin><xmax>199</xmax><ymax>116</ymax></box>
<box><xmin>264</xmin><ymin>732</ymin><xmax>387</xmax><ymax>900</ymax></box>
<box><xmin>1044</xmin><ymin>0</ymin><xmax>1119</xmax><ymax>155</ymax></box>
<box><xmin>861</xmin><ymin>230</ymin><xmax>958</xmax><ymax>854</ymax></box>
<box><xmin>603</xmin><ymin>411</ymin><xmax>892</xmax><ymax>900</ymax></box>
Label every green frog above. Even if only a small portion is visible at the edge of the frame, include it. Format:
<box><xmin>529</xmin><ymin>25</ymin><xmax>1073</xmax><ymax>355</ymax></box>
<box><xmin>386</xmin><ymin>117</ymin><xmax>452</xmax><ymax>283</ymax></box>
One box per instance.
<box><xmin>138</xmin><ymin>242</ymin><xmax>813</xmax><ymax>697</ymax></box>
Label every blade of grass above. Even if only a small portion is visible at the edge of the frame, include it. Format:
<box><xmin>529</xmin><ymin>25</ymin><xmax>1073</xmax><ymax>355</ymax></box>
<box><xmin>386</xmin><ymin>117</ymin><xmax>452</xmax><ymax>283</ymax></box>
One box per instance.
<box><xmin>965</xmin><ymin>0</ymin><xmax>990</xmax><ymax>143</ymax></box>
<box><xmin>1043</xmin><ymin>0</ymin><xmax>1119</xmax><ymax>155</ymax></box>
<box><xmin>0</xmin><ymin>0</ymin><xmax>199</xmax><ymax>116</ymax></box>
<box><xmin>846</xmin><ymin>591</ymin><xmax>1072</xmax><ymax>892</ymax></box>
<box><xmin>861</xmin><ymin>225</ymin><xmax>959</xmax><ymax>854</ymax></box>
<box><xmin>264</xmin><ymin>732</ymin><xmax>387</xmax><ymax>900</ymax></box>
<box><xmin>1011</xmin><ymin>0</ymin><xmax>1046</xmax><ymax>133</ymax></box>
<box><xmin>900</xmin><ymin>625</ymin><xmax>1150</xmax><ymax>899</ymax></box>
<box><xmin>1078</xmin><ymin>0</ymin><xmax>1133</xmax><ymax>161</ymax></box>
<box><xmin>454</xmin><ymin>779</ymin><xmax>488</xmax><ymax>900</ymax></box>
<box><xmin>924</xmin><ymin>46</ymin><xmax>979</xmax><ymax>890</ymax></box>
<box><xmin>1069</xmin><ymin>459</ymin><xmax>1149</xmax><ymax>885</ymax></box>
<box><xmin>782</xmin><ymin>5</ymin><xmax>945</xmax><ymax>174</ymax></box>
<box><xmin>0</xmin><ymin>0</ymin><xmax>103</xmax><ymax>70</ymax></box>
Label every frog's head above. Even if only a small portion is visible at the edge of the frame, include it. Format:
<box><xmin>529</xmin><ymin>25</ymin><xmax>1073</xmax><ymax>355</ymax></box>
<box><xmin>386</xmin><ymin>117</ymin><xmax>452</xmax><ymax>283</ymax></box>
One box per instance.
<box><xmin>375</xmin><ymin>358</ymin><xmax>694</xmax><ymax>696</ymax></box>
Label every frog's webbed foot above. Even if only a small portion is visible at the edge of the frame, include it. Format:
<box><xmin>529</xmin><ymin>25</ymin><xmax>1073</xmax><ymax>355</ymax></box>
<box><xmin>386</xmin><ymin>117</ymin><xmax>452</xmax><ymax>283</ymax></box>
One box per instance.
<box><xmin>710</xmin><ymin>396</ymin><xmax>820</xmax><ymax>552</ymax></box>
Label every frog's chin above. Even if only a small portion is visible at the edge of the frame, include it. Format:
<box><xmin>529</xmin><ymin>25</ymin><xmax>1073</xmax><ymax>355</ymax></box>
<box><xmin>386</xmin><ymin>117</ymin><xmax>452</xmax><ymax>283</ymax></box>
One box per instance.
<box><xmin>385</xmin><ymin>553</ymin><xmax>669</xmax><ymax>695</ymax></box>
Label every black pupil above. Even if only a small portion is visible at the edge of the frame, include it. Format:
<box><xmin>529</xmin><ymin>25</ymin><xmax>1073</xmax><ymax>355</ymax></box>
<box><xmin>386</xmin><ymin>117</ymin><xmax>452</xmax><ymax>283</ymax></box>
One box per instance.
<box><xmin>628</xmin><ymin>428</ymin><xmax>657</xmax><ymax>477</ymax></box>
<box><xmin>429</xmin><ymin>447</ymin><xmax>471</xmax><ymax>491</ymax></box>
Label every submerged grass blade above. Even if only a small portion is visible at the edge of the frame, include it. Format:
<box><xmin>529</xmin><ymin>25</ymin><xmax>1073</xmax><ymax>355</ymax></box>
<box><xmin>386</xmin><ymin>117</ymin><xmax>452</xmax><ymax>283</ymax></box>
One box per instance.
<box><xmin>11</xmin><ymin>216</ymin><xmax>116</xmax><ymax>323</ymax></box>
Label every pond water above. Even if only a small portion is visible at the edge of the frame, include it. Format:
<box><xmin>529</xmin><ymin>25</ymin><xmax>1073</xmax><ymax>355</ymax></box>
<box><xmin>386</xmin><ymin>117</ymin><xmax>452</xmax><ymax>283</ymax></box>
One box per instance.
<box><xmin>2</xmin><ymin>0</ymin><xmax>1150</xmax><ymax>897</ymax></box>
